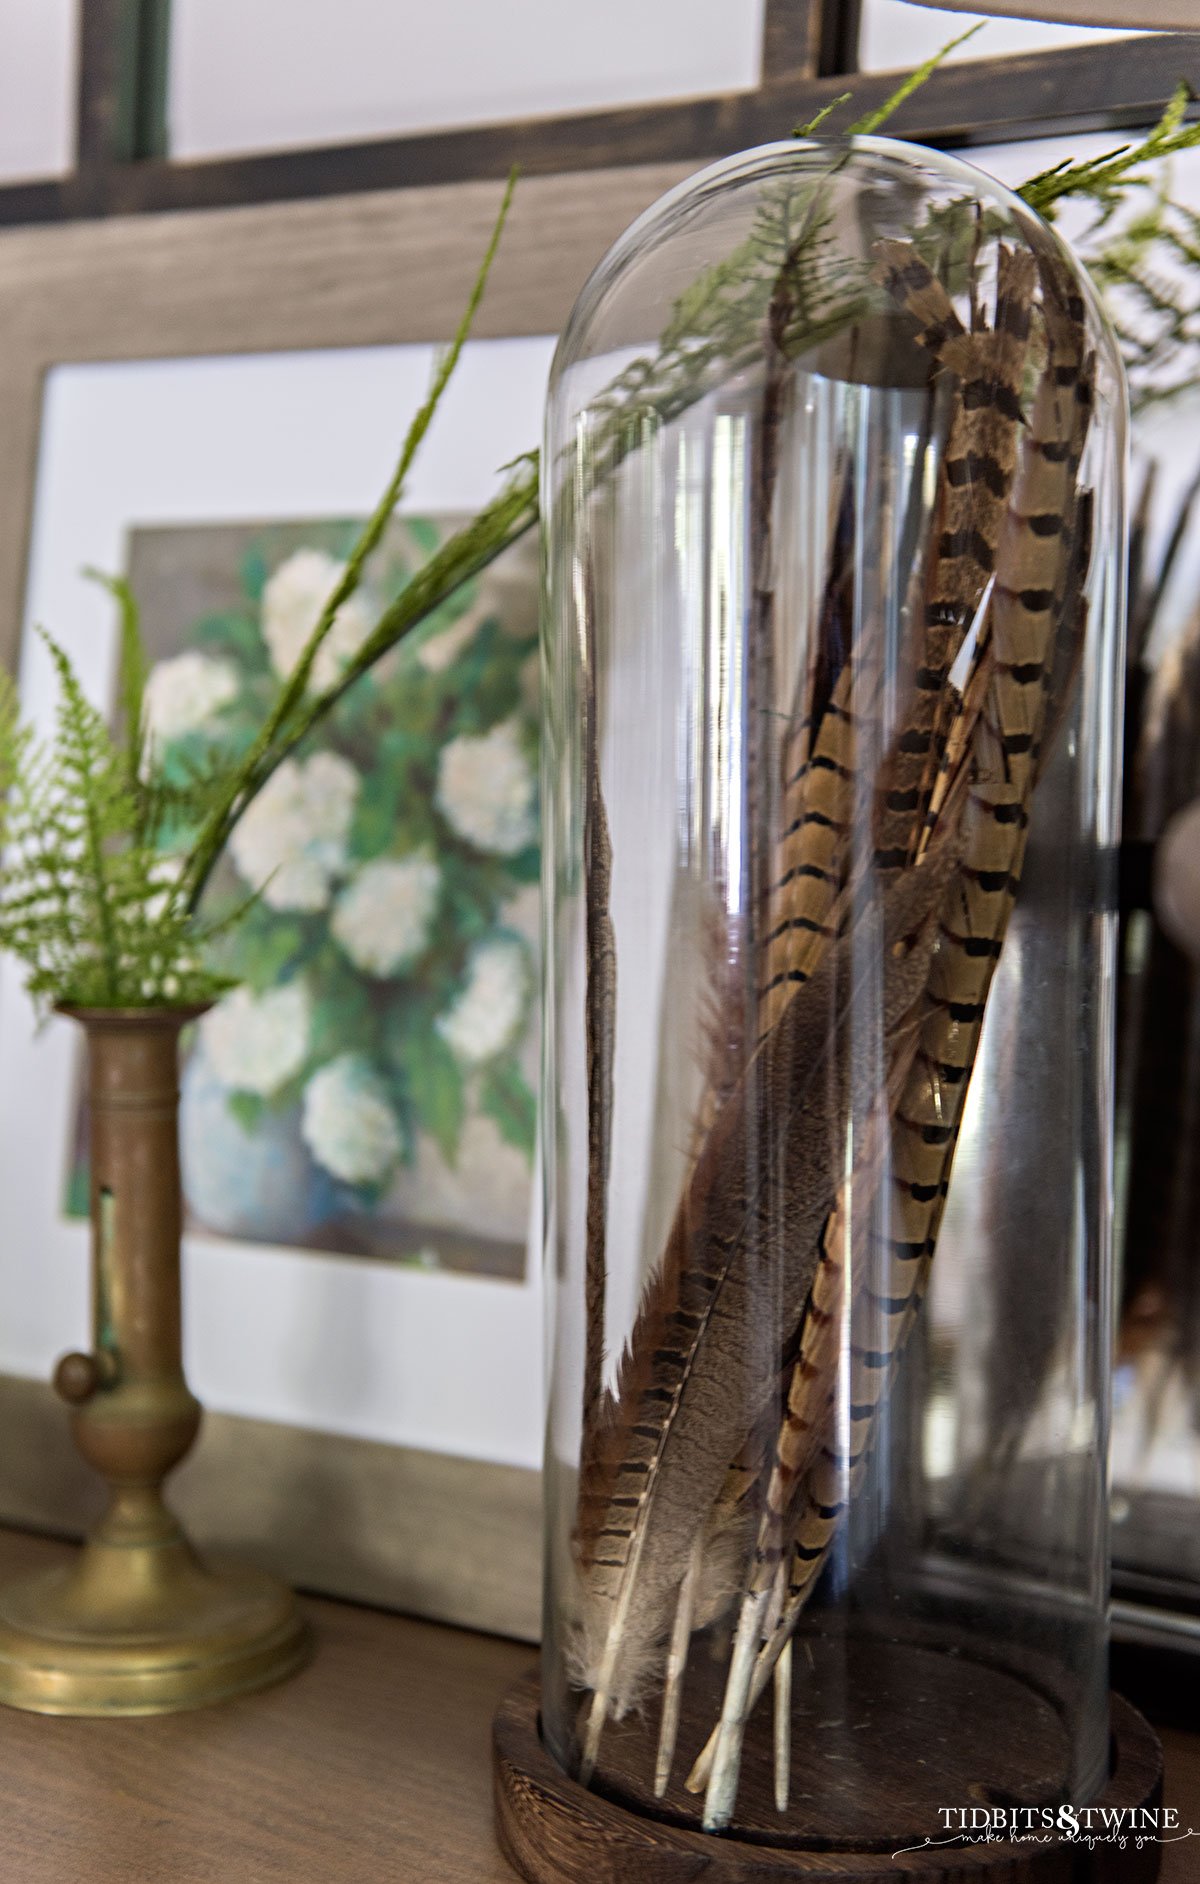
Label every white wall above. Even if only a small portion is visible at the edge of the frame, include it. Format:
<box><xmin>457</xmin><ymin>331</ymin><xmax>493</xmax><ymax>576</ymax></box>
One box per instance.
<box><xmin>168</xmin><ymin>0</ymin><xmax>766</xmax><ymax>161</ymax></box>
<box><xmin>0</xmin><ymin>0</ymin><xmax>77</xmax><ymax>181</ymax></box>
<box><xmin>859</xmin><ymin>0</ymin><xmax>1141</xmax><ymax>71</ymax></box>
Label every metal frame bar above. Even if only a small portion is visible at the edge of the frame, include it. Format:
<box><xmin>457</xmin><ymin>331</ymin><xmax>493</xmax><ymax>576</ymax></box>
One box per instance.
<box><xmin>0</xmin><ymin>2</ymin><xmax>1194</xmax><ymax>229</ymax></box>
<box><xmin>76</xmin><ymin>0</ymin><xmax>169</xmax><ymax>170</ymax></box>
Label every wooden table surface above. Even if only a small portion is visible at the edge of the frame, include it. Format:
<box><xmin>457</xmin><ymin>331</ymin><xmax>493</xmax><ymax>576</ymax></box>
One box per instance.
<box><xmin>0</xmin><ymin>1527</ymin><xmax>1197</xmax><ymax>1884</ymax></box>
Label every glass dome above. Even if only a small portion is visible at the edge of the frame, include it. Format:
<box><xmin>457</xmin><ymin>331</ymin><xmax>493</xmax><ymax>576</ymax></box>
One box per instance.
<box><xmin>540</xmin><ymin>135</ymin><xmax>1127</xmax><ymax>1852</ymax></box>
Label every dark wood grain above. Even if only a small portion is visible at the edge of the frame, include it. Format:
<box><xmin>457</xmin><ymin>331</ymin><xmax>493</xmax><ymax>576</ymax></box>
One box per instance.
<box><xmin>1159</xmin><ymin>1727</ymin><xmax>1200</xmax><ymax>1881</ymax></box>
<box><xmin>76</xmin><ymin>0</ymin><xmax>143</xmax><ymax>172</ymax></box>
<box><xmin>495</xmin><ymin>1673</ymin><xmax>1164</xmax><ymax>1883</ymax></box>
<box><xmin>763</xmin><ymin>0</ymin><xmax>825</xmax><ymax>85</ymax></box>
<box><xmin>818</xmin><ymin>0</ymin><xmax>864</xmax><ymax>81</ymax></box>
<box><xmin>75</xmin><ymin>0</ymin><xmax>169</xmax><ymax>179</ymax></box>
<box><xmin>588</xmin><ymin>1633</ymin><xmax>1075</xmax><ymax>1848</ymax></box>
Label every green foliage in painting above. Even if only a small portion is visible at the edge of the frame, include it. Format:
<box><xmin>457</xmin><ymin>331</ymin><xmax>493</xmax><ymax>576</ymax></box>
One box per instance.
<box><xmin>147</xmin><ymin>507</ymin><xmax>540</xmax><ymax>1194</ymax></box>
<box><xmin>480</xmin><ymin>1058</ymin><xmax>537</xmax><ymax>1157</ymax></box>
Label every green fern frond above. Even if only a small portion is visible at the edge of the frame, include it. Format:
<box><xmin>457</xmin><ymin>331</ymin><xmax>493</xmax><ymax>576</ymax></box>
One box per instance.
<box><xmin>847</xmin><ymin>24</ymin><xmax>985</xmax><ymax>137</ymax></box>
<box><xmin>0</xmin><ymin>633</ymin><xmax>232</xmax><ymax>1010</ymax></box>
<box><xmin>84</xmin><ymin>567</ymin><xmax>148</xmax><ymax>792</ymax></box>
<box><xmin>38</xmin><ymin>630</ymin><xmax>128</xmax><ymax>1000</ymax></box>
<box><xmin>1021</xmin><ymin>85</ymin><xmax>1200</xmax><ymax>225</ymax></box>
<box><xmin>0</xmin><ymin>667</ymin><xmax>28</xmax><ymax>850</ymax></box>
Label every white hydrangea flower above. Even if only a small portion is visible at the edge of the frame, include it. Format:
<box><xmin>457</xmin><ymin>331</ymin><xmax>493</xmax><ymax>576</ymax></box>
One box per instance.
<box><xmin>144</xmin><ymin>651</ymin><xmax>239</xmax><ymax>744</ymax></box>
<box><xmin>228</xmin><ymin>751</ymin><xmax>359</xmax><ymax>912</ymax></box>
<box><xmin>331</xmin><ymin>854</ymin><xmax>440</xmax><ymax>977</ymax></box>
<box><xmin>436</xmin><ymin>719</ymin><xmax>536</xmax><ymax>857</ymax></box>
<box><xmin>200</xmin><ymin>981</ymin><xmax>311</xmax><ymax>1097</ymax></box>
<box><xmin>437</xmin><ymin>936</ymin><xmax>529</xmax><ymax>1067</ymax></box>
<box><xmin>301</xmin><ymin>1053</ymin><xmax>404</xmax><ymax>1186</ymax></box>
<box><xmin>261</xmin><ymin>548</ymin><xmax>373</xmax><ymax>694</ymax></box>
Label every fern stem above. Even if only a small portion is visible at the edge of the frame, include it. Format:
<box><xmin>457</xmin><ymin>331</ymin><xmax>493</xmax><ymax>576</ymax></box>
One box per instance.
<box><xmin>80</xmin><ymin>783</ymin><xmax>120</xmax><ymax>1000</ymax></box>
<box><xmin>183</xmin><ymin>463</ymin><xmax>538</xmax><ymax>914</ymax></box>
<box><xmin>846</xmin><ymin>24</ymin><xmax>985</xmax><ymax>136</ymax></box>
<box><xmin>178</xmin><ymin>169</ymin><xmax>519</xmax><ymax>917</ymax></box>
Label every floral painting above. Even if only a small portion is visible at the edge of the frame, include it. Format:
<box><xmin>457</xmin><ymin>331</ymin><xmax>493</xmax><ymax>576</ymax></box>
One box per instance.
<box><xmin>67</xmin><ymin>516</ymin><xmax>540</xmax><ymax>1281</ymax></box>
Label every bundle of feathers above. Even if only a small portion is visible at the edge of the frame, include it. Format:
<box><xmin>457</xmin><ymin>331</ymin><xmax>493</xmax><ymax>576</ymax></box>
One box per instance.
<box><xmin>569</xmin><ymin>224</ymin><xmax>1098</xmax><ymax>1831</ymax></box>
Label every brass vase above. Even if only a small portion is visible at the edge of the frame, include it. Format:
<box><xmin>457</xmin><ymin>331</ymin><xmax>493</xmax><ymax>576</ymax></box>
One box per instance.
<box><xmin>0</xmin><ymin>1006</ymin><xmax>309</xmax><ymax>1715</ymax></box>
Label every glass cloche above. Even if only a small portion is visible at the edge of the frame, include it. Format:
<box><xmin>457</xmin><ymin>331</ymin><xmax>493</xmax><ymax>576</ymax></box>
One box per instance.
<box><xmin>539</xmin><ymin>136</ymin><xmax>1127</xmax><ymax>1853</ymax></box>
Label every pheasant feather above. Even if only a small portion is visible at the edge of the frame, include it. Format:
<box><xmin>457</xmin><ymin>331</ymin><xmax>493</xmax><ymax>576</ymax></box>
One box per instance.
<box><xmin>698</xmin><ymin>243</ymin><xmax>1097</xmax><ymax>1828</ymax></box>
<box><xmin>572</xmin><ymin>831</ymin><xmax>957</xmax><ymax>1769</ymax></box>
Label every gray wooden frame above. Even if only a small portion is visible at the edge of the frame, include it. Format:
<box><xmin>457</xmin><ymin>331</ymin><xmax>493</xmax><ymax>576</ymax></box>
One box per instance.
<box><xmin>0</xmin><ymin>161</ymin><xmax>698</xmax><ymax>1638</ymax></box>
<box><xmin>1</xmin><ymin>0</ymin><xmax>829</xmax><ymax>225</ymax></box>
<box><xmin>9</xmin><ymin>2</ymin><xmax>1194</xmax><ymax>232</ymax></box>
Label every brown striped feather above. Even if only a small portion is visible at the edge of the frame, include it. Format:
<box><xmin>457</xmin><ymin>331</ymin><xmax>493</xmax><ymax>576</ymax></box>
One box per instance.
<box><xmin>734</xmin><ymin>245</ymin><xmax>1027</xmax><ymax>1643</ymax></box>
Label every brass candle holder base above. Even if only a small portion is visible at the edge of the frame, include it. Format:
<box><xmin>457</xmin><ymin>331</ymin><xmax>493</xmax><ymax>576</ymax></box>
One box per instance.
<box><xmin>0</xmin><ymin>1007</ymin><xmax>310</xmax><ymax>1718</ymax></box>
<box><xmin>0</xmin><ymin>1515</ymin><xmax>308</xmax><ymax>1717</ymax></box>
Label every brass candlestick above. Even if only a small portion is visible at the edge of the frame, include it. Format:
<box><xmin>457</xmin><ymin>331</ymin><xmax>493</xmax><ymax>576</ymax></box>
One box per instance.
<box><xmin>0</xmin><ymin>1007</ymin><xmax>309</xmax><ymax>1715</ymax></box>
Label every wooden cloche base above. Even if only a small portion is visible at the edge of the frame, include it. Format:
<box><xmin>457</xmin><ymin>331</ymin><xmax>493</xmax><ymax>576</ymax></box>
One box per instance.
<box><xmin>493</xmin><ymin>1668</ymin><xmax>1164</xmax><ymax>1884</ymax></box>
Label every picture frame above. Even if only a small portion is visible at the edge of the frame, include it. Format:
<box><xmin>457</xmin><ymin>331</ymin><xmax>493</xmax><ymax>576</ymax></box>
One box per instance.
<box><xmin>6</xmin><ymin>0</ymin><xmax>826</xmax><ymax>224</ymax></box>
<box><xmin>8</xmin><ymin>335</ymin><xmax>553</xmax><ymax>1426</ymax></box>
<box><xmin>0</xmin><ymin>164</ymin><xmax>696</xmax><ymax>1640</ymax></box>
<box><xmin>6</xmin><ymin>2</ymin><xmax>1196</xmax><ymax>231</ymax></box>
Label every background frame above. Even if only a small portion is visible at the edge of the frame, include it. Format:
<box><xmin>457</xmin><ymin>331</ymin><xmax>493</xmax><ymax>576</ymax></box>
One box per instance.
<box><xmin>0</xmin><ymin>161</ymin><xmax>698</xmax><ymax>1638</ymax></box>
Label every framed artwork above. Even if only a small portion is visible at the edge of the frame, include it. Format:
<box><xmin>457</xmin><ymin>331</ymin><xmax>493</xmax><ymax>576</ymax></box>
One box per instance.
<box><xmin>3</xmin><ymin>334</ymin><xmax>551</xmax><ymax>1468</ymax></box>
<box><xmin>68</xmin><ymin>515</ymin><xmax>540</xmax><ymax>1286</ymax></box>
<box><xmin>3</xmin><ymin>0</ymin><xmax>826</xmax><ymax>223</ymax></box>
<box><xmin>0</xmin><ymin>166</ymin><xmax>689</xmax><ymax>1639</ymax></box>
